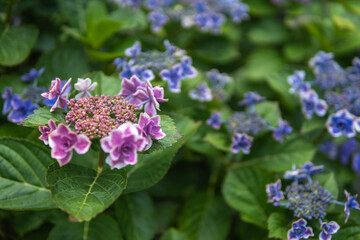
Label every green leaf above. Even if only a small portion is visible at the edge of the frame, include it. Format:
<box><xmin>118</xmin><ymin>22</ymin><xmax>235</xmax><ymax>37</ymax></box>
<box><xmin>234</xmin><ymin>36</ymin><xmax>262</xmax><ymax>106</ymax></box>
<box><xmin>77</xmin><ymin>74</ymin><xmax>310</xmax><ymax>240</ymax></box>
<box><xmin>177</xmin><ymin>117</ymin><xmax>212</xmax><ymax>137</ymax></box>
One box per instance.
<box><xmin>109</xmin><ymin>8</ymin><xmax>147</xmax><ymax>31</ymax></box>
<box><xmin>57</xmin><ymin>0</ymin><xmax>87</xmax><ymax>30</ymax></box>
<box><xmin>46</xmin><ymin>163</ymin><xmax>127</xmax><ymax>221</ymax></box>
<box><xmin>248</xmin><ymin>19</ymin><xmax>289</xmax><ymax>45</ymax></box>
<box><xmin>204</xmin><ymin>132</ymin><xmax>230</xmax><ymax>152</ymax></box>
<box><xmin>21</xmin><ymin>107</ymin><xmax>67</xmax><ymax>128</ymax></box>
<box><xmin>115</xmin><ymin>192</ymin><xmax>156</xmax><ymax>240</ymax></box>
<box><xmin>156</xmin><ymin>201</ymin><xmax>179</xmax><ymax>233</ymax></box>
<box><xmin>267</xmin><ymin>212</ymin><xmax>290</xmax><ymax>239</ymax></box>
<box><xmin>0</xmin><ymin>25</ymin><xmax>39</xmax><ymax>66</ymax></box>
<box><xmin>161</xmin><ymin>229</ymin><xmax>188</xmax><ymax>240</ymax></box>
<box><xmin>86</xmin><ymin>20</ymin><xmax>122</xmax><ymax>49</ymax></box>
<box><xmin>124</xmin><ymin>116</ymin><xmax>199</xmax><ymax>193</ymax></box>
<box><xmin>86</xmin><ymin>0</ymin><xmax>107</xmax><ymax>31</ymax></box>
<box><xmin>316</xmin><ymin>173</ymin><xmax>339</xmax><ymax>199</ymax></box>
<box><xmin>145</xmin><ymin>115</ymin><xmax>182</xmax><ymax>153</ymax></box>
<box><xmin>0</xmin><ymin>138</ymin><xmax>56</xmax><ymax>209</ymax></box>
<box><xmin>36</xmin><ymin>43</ymin><xmax>90</xmax><ymax>86</ymax></box>
<box><xmin>222</xmin><ymin>165</ymin><xmax>272</xmax><ymax>228</ymax></box>
<box><xmin>48</xmin><ymin>214</ymin><xmax>122</xmax><ymax>240</ymax></box>
<box><xmin>333</xmin><ymin>226</ymin><xmax>360</xmax><ymax>240</ymax></box>
<box><xmin>255</xmin><ymin>101</ymin><xmax>281</xmax><ymax>127</ymax></box>
<box><xmin>178</xmin><ymin>193</ymin><xmax>232</xmax><ymax>240</ymax></box>
<box><xmin>84</xmin><ymin>71</ymin><xmax>122</xmax><ymax>96</ymax></box>
<box><xmin>235</xmin><ymin>135</ymin><xmax>316</xmax><ymax>172</ymax></box>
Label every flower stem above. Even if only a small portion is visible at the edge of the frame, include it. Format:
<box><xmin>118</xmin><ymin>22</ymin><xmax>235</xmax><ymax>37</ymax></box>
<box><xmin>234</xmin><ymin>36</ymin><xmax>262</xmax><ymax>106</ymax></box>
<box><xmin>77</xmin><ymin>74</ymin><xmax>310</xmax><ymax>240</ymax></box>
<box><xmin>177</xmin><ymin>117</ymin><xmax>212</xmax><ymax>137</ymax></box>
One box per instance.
<box><xmin>5</xmin><ymin>0</ymin><xmax>14</xmax><ymax>27</ymax></box>
<box><xmin>98</xmin><ymin>150</ymin><xmax>105</xmax><ymax>172</ymax></box>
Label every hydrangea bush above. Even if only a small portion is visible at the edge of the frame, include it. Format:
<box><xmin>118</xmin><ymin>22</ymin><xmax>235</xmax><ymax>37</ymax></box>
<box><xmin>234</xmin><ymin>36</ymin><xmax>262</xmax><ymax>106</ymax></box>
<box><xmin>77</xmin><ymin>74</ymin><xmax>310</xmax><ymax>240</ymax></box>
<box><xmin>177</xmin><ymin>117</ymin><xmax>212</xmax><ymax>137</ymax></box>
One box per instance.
<box><xmin>2</xmin><ymin>0</ymin><xmax>360</xmax><ymax>239</ymax></box>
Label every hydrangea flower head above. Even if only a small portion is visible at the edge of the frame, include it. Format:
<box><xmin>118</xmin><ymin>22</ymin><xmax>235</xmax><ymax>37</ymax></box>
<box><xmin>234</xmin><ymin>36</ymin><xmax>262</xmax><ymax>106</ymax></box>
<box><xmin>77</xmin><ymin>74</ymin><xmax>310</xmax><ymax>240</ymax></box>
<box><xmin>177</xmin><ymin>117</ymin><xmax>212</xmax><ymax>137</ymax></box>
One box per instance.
<box><xmin>41</xmin><ymin>78</ymin><xmax>72</xmax><ymax>112</ymax></box>
<box><xmin>238</xmin><ymin>92</ymin><xmax>265</xmax><ymax>107</ymax></box>
<box><xmin>39</xmin><ymin>119</ymin><xmax>57</xmax><ymax>145</ymax></box>
<box><xmin>66</xmin><ymin>95</ymin><xmax>138</xmax><ymax>139</ymax></box>
<box><xmin>230</xmin><ymin>133</ymin><xmax>253</xmax><ymax>154</ymax></box>
<box><xmin>319</xmin><ymin>221</ymin><xmax>340</xmax><ymax>240</ymax></box>
<box><xmin>100</xmin><ymin>122</ymin><xmax>146</xmax><ymax>169</ymax></box>
<box><xmin>287</xmin><ymin>219</ymin><xmax>314</xmax><ymax>240</ymax></box>
<box><xmin>207</xmin><ymin>112</ymin><xmax>222</xmax><ymax>130</ymax></box>
<box><xmin>74</xmin><ymin>78</ymin><xmax>98</xmax><ymax>100</ymax></box>
<box><xmin>189</xmin><ymin>83</ymin><xmax>213</xmax><ymax>102</ymax></box>
<box><xmin>326</xmin><ymin>109</ymin><xmax>356</xmax><ymax>138</ymax></box>
<box><xmin>136</xmin><ymin>113</ymin><xmax>166</xmax><ymax>151</ymax></box>
<box><xmin>272</xmin><ymin>119</ymin><xmax>292</xmax><ymax>142</ymax></box>
<box><xmin>8</xmin><ymin>98</ymin><xmax>38</xmax><ymax>123</ymax></box>
<box><xmin>344</xmin><ymin>190</ymin><xmax>360</xmax><ymax>223</ymax></box>
<box><xmin>21</xmin><ymin>67</ymin><xmax>45</xmax><ymax>82</ymax></box>
<box><xmin>266</xmin><ymin>179</ymin><xmax>284</xmax><ymax>205</ymax></box>
<box><xmin>300</xmin><ymin>90</ymin><xmax>328</xmax><ymax>119</ymax></box>
<box><xmin>48</xmin><ymin>124</ymin><xmax>91</xmax><ymax>166</ymax></box>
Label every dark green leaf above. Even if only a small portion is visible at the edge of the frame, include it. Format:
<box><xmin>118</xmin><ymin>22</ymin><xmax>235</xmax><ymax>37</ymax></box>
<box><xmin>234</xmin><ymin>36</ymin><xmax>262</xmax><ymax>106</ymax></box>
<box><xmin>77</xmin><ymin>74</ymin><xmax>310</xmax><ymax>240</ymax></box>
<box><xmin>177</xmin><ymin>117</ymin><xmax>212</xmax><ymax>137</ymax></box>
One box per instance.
<box><xmin>204</xmin><ymin>132</ymin><xmax>230</xmax><ymax>152</ymax></box>
<box><xmin>115</xmin><ymin>192</ymin><xmax>156</xmax><ymax>240</ymax></box>
<box><xmin>255</xmin><ymin>101</ymin><xmax>281</xmax><ymax>127</ymax></box>
<box><xmin>267</xmin><ymin>212</ymin><xmax>290</xmax><ymax>239</ymax></box>
<box><xmin>48</xmin><ymin>214</ymin><xmax>122</xmax><ymax>240</ymax></box>
<box><xmin>0</xmin><ymin>138</ymin><xmax>56</xmax><ymax>209</ymax></box>
<box><xmin>0</xmin><ymin>25</ymin><xmax>39</xmax><ymax>66</ymax></box>
<box><xmin>46</xmin><ymin>163</ymin><xmax>127</xmax><ymax>221</ymax></box>
<box><xmin>109</xmin><ymin>8</ymin><xmax>147</xmax><ymax>31</ymax></box>
<box><xmin>21</xmin><ymin>107</ymin><xmax>67</xmax><ymax>128</ymax></box>
<box><xmin>161</xmin><ymin>229</ymin><xmax>188</xmax><ymax>240</ymax></box>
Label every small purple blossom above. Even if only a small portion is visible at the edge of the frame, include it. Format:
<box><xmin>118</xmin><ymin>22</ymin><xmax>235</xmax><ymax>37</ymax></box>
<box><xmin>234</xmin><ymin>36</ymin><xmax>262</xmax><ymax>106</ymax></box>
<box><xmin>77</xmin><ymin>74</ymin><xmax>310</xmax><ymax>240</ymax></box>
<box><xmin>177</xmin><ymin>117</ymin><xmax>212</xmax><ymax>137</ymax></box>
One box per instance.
<box><xmin>319</xmin><ymin>141</ymin><xmax>338</xmax><ymax>160</ymax></box>
<box><xmin>38</xmin><ymin>119</ymin><xmax>57</xmax><ymax>145</ymax></box>
<box><xmin>319</xmin><ymin>221</ymin><xmax>340</xmax><ymax>240</ymax></box>
<box><xmin>119</xmin><ymin>75</ymin><xmax>147</xmax><ymax>105</ymax></box>
<box><xmin>338</xmin><ymin>139</ymin><xmax>358</xmax><ymax>165</ymax></box>
<box><xmin>301</xmin><ymin>162</ymin><xmax>324</xmax><ymax>176</ymax></box>
<box><xmin>160</xmin><ymin>64</ymin><xmax>184</xmax><ymax>93</ymax></box>
<box><xmin>133</xmin><ymin>81</ymin><xmax>168</xmax><ymax>116</ymax></box>
<box><xmin>344</xmin><ymin>190</ymin><xmax>360</xmax><ymax>223</ymax></box>
<box><xmin>100</xmin><ymin>122</ymin><xmax>146</xmax><ymax>169</ymax></box>
<box><xmin>207</xmin><ymin>112</ymin><xmax>222</xmax><ymax>130</ymax></box>
<box><xmin>287</xmin><ymin>219</ymin><xmax>314</xmax><ymax>240</ymax></box>
<box><xmin>266</xmin><ymin>179</ymin><xmax>284</xmax><ymax>205</ymax></box>
<box><xmin>21</xmin><ymin>67</ymin><xmax>45</xmax><ymax>82</ymax></box>
<box><xmin>148</xmin><ymin>10</ymin><xmax>168</xmax><ymax>32</ymax></box>
<box><xmin>230</xmin><ymin>133</ymin><xmax>253</xmax><ymax>154</ymax></box>
<box><xmin>352</xmin><ymin>153</ymin><xmax>360</xmax><ymax>173</ymax></box>
<box><xmin>131</xmin><ymin>66</ymin><xmax>155</xmax><ymax>82</ymax></box>
<box><xmin>41</xmin><ymin>78</ymin><xmax>72</xmax><ymax>112</ymax></box>
<box><xmin>180</xmin><ymin>57</ymin><xmax>197</xmax><ymax>78</ymax></box>
<box><xmin>74</xmin><ymin>78</ymin><xmax>98</xmax><ymax>100</ymax></box>
<box><xmin>136</xmin><ymin>113</ymin><xmax>166</xmax><ymax>151</ymax></box>
<box><xmin>8</xmin><ymin>98</ymin><xmax>38</xmax><ymax>123</ymax></box>
<box><xmin>125</xmin><ymin>41</ymin><xmax>141</xmax><ymax>58</ymax></box>
<box><xmin>229</xmin><ymin>3</ymin><xmax>249</xmax><ymax>23</ymax></box>
<box><xmin>288</xmin><ymin>70</ymin><xmax>310</xmax><ymax>94</ymax></box>
<box><xmin>300</xmin><ymin>90</ymin><xmax>328</xmax><ymax>119</ymax></box>
<box><xmin>207</xmin><ymin>69</ymin><xmax>231</xmax><ymax>89</ymax></box>
<box><xmin>326</xmin><ymin>109</ymin><xmax>356</xmax><ymax>138</ymax></box>
<box><xmin>48</xmin><ymin>124</ymin><xmax>91</xmax><ymax>166</ymax></box>
<box><xmin>272</xmin><ymin>119</ymin><xmax>292</xmax><ymax>142</ymax></box>
<box><xmin>238</xmin><ymin>92</ymin><xmax>265</xmax><ymax>107</ymax></box>
<box><xmin>113</xmin><ymin>58</ymin><xmax>124</xmax><ymax>70</ymax></box>
<box><xmin>284</xmin><ymin>165</ymin><xmax>307</xmax><ymax>182</ymax></box>
<box><xmin>189</xmin><ymin>83</ymin><xmax>213</xmax><ymax>102</ymax></box>
<box><xmin>2</xmin><ymin>87</ymin><xmax>18</xmax><ymax>115</ymax></box>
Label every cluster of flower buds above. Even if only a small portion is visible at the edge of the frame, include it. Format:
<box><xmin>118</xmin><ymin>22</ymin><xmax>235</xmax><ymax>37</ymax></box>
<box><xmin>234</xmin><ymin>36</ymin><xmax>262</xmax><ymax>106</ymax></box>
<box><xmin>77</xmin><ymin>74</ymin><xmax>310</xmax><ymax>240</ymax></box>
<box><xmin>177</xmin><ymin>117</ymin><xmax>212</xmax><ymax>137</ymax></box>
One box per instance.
<box><xmin>37</xmin><ymin>75</ymin><xmax>167</xmax><ymax>169</ymax></box>
<box><xmin>205</xmin><ymin>91</ymin><xmax>292</xmax><ymax>155</ymax></box>
<box><xmin>266</xmin><ymin>162</ymin><xmax>360</xmax><ymax>240</ymax></box>
<box><xmin>288</xmin><ymin>52</ymin><xmax>360</xmax><ymax>138</ymax></box>
<box><xmin>114</xmin><ymin>41</ymin><xmax>197</xmax><ymax>93</ymax></box>
<box><xmin>114</xmin><ymin>0</ymin><xmax>249</xmax><ymax>33</ymax></box>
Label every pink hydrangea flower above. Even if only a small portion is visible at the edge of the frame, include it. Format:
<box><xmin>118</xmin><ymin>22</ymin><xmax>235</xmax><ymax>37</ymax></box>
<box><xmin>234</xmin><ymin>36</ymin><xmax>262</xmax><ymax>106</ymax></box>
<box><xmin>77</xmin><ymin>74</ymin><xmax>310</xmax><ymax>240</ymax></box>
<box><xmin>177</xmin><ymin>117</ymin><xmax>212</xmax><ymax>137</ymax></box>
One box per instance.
<box><xmin>100</xmin><ymin>122</ymin><xmax>146</xmax><ymax>169</ymax></box>
<box><xmin>41</xmin><ymin>78</ymin><xmax>72</xmax><ymax>112</ymax></box>
<box><xmin>48</xmin><ymin>124</ymin><xmax>91</xmax><ymax>166</ymax></box>
<box><xmin>119</xmin><ymin>75</ymin><xmax>146</xmax><ymax>105</ymax></box>
<box><xmin>133</xmin><ymin>81</ymin><xmax>168</xmax><ymax>116</ymax></box>
<box><xmin>38</xmin><ymin>119</ymin><xmax>57</xmax><ymax>145</ymax></box>
<box><xmin>136</xmin><ymin>113</ymin><xmax>166</xmax><ymax>150</ymax></box>
<box><xmin>74</xmin><ymin>78</ymin><xmax>98</xmax><ymax>100</ymax></box>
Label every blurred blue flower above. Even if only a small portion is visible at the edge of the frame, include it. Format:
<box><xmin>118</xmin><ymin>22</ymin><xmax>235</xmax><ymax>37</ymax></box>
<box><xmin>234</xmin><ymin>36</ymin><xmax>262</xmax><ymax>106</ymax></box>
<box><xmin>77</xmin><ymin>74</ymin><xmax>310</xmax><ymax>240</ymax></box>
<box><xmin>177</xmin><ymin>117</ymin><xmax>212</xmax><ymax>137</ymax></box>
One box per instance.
<box><xmin>160</xmin><ymin>64</ymin><xmax>183</xmax><ymax>93</ymax></box>
<box><xmin>8</xmin><ymin>98</ymin><xmax>38</xmax><ymax>123</ymax></box>
<box><xmin>230</xmin><ymin>133</ymin><xmax>253</xmax><ymax>154</ymax></box>
<box><xmin>266</xmin><ymin>179</ymin><xmax>284</xmax><ymax>206</ymax></box>
<box><xmin>180</xmin><ymin>57</ymin><xmax>197</xmax><ymax>78</ymax></box>
<box><xmin>338</xmin><ymin>139</ymin><xmax>358</xmax><ymax>165</ymax></box>
<box><xmin>272</xmin><ymin>119</ymin><xmax>292</xmax><ymax>142</ymax></box>
<box><xmin>301</xmin><ymin>162</ymin><xmax>324</xmax><ymax>176</ymax></box>
<box><xmin>2</xmin><ymin>87</ymin><xmax>18</xmax><ymax>115</ymax></box>
<box><xmin>149</xmin><ymin>10</ymin><xmax>168</xmax><ymax>32</ymax></box>
<box><xmin>21</xmin><ymin>67</ymin><xmax>45</xmax><ymax>83</ymax></box>
<box><xmin>287</xmin><ymin>219</ymin><xmax>314</xmax><ymax>240</ymax></box>
<box><xmin>207</xmin><ymin>112</ymin><xmax>222</xmax><ymax>130</ymax></box>
<box><xmin>344</xmin><ymin>190</ymin><xmax>360</xmax><ymax>223</ymax></box>
<box><xmin>326</xmin><ymin>109</ymin><xmax>356</xmax><ymax>138</ymax></box>
<box><xmin>352</xmin><ymin>153</ymin><xmax>360</xmax><ymax>174</ymax></box>
<box><xmin>207</xmin><ymin>69</ymin><xmax>230</xmax><ymax>89</ymax></box>
<box><xmin>300</xmin><ymin>90</ymin><xmax>327</xmax><ymax>119</ymax></box>
<box><xmin>238</xmin><ymin>92</ymin><xmax>265</xmax><ymax>107</ymax></box>
<box><xmin>189</xmin><ymin>83</ymin><xmax>212</xmax><ymax>102</ymax></box>
<box><xmin>319</xmin><ymin>141</ymin><xmax>338</xmax><ymax>160</ymax></box>
<box><xmin>284</xmin><ymin>164</ymin><xmax>307</xmax><ymax>182</ymax></box>
<box><xmin>319</xmin><ymin>221</ymin><xmax>340</xmax><ymax>240</ymax></box>
<box><xmin>288</xmin><ymin>70</ymin><xmax>310</xmax><ymax>94</ymax></box>
<box><xmin>125</xmin><ymin>41</ymin><xmax>141</xmax><ymax>58</ymax></box>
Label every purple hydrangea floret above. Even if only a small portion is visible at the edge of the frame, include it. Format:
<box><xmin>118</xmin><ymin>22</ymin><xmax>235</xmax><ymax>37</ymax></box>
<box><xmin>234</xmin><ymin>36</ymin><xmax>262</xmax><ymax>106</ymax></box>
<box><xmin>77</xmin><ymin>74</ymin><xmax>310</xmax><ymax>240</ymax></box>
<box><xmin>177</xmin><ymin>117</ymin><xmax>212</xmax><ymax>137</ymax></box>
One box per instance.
<box><xmin>2</xmin><ymin>87</ymin><xmax>18</xmax><ymax>115</ymax></box>
<box><xmin>100</xmin><ymin>122</ymin><xmax>146</xmax><ymax>169</ymax></box>
<box><xmin>239</xmin><ymin>92</ymin><xmax>265</xmax><ymax>107</ymax></box>
<box><xmin>301</xmin><ymin>162</ymin><xmax>324</xmax><ymax>176</ymax></box>
<box><xmin>272</xmin><ymin>119</ymin><xmax>292</xmax><ymax>142</ymax></box>
<box><xmin>338</xmin><ymin>139</ymin><xmax>358</xmax><ymax>165</ymax></box>
<box><xmin>38</xmin><ymin>119</ymin><xmax>57</xmax><ymax>145</ymax></box>
<box><xmin>8</xmin><ymin>98</ymin><xmax>38</xmax><ymax>123</ymax></box>
<box><xmin>125</xmin><ymin>41</ymin><xmax>141</xmax><ymax>58</ymax></box>
<box><xmin>41</xmin><ymin>78</ymin><xmax>72</xmax><ymax>112</ymax></box>
<box><xmin>48</xmin><ymin>124</ymin><xmax>91</xmax><ymax>166</ymax></box>
<box><xmin>284</xmin><ymin>164</ymin><xmax>307</xmax><ymax>182</ymax></box>
<box><xmin>160</xmin><ymin>64</ymin><xmax>184</xmax><ymax>93</ymax></box>
<box><xmin>207</xmin><ymin>112</ymin><xmax>222</xmax><ymax>130</ymax></box>
<box><xmin>300</xmin><ymin>90</ymin><xmax>328</xmax><ymax>119</ymax></box>
<box><xmin>148</xmin><ymin>10</ymin><xmax>168</xmax><ymax>32</ymax></box>
<box><xmin>326</xmin><ymin>109</ymin><xmax>356</xmax><ymax>138</ymax></box>
<box><xmin>136</xmin><ymin>112</ymin><xmax>166</xmax><ymax>151</ymax></box>
<box><xmin>21</xmin><ymin>67</ymin><xmax>45</xmax><ymax>83</ymax></box>
<box><xmin>266</xmin><ymin>179</ymin><xmax>284</xmax><ymax>205</ymax></box>
<box><xmin>119</xmin><ymin>75</ymin><xmax>147</xmax><ymax>105</ymax></box>
<box><xmin>288</xmin><ymin>70</ymin><xmax>310</xmax><ymax>94</ymax></box>
<box><xmin>287</xmin><ymin>218</ymin><xmax>314</xmax><ymax>240</ymax></box>
<box><xmin>189</xmin><ymin>83</ymin><xmax>213</xmax><ymax>102</ymax></box>
<box><xmin>180</xmin><ymin>57</ymin><xmax>197</xmax><ymax>79</ymax></box>
<box><xmin>344</xmin><ymin>190</ymin><xmax>360</xmax><ymax>223</ymax></box>
<box><xmin>230</xmin><ymin>133</ymin><xmax>253</xmax><ymax>154</ymax></box>
<box><xmin>207</xmin><ymin>69</ymin><xmax>230</xmax><ymax>89</ymax></box>
<box><xmin>319</xmin><ymin>221</ymin><xmax>340</xmax><ymax>240</ymax></box>
<box><xmin>74</xmin><ymin>78</ymin><xmax>98</xmax><ymax>100</ymax></box>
